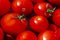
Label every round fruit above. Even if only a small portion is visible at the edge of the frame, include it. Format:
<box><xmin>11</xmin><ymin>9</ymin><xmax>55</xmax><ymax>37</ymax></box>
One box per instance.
<box><xmin>30</xmin><ymin>16</ymin><xmax>49</xmax><ymax>33</ymax></box>
<box><xmin>16</xmin><ymin>31</ymin><xmax>37</xmax><ymax>40</ymax></box>
<box><xmin>38</xmin><ymin>30</ymin><xmax>57</xmax><ymax>40</ymax></box>
<box><xmin>49</xmin><ymin>24</ymin><xmax>58</xmax><ymax>32</ymax></box>
<box><xmin>12</xmin><ymin>0</ymin><xmax>33</xmax><ymax>15</ymax></box>
<box><xmin>53</xmin><ymin>9</ymin><xmax>60</xmax><ymax>26</ymax></box>
<box><xmin>34</xmin><ymin>2</ymin><xmax>54</xmax><ymax>18</ymax></box>
<box><xmin>0</xmin><ymin>0</ymin><xmax>10</xmax><ymax>16</ymax></box>
<box><xmin>1</xmin><ymin>13</ymin><xmax>28</xmax><ymax>35</ymax></box>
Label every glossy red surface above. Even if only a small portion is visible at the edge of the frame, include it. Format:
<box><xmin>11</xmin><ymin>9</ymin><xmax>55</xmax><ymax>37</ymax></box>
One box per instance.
<box><xmin>30</xmin><ymin>16</ymin><xmax>49</xmax><ymax>32</ymax></box>
<box><xmin>16</xmin><ymin>31</ymin><xmax>37</xmax><ymax>40</ymax></box>
<box><xmin>1</xmin><ymin>13</ymin><xmax>28</xmax><ymax>35</ymax></box>
<box><xmin>12</xmin><ymin>0</ymin><xmax>33</xmax><ymax>15</ymax></box>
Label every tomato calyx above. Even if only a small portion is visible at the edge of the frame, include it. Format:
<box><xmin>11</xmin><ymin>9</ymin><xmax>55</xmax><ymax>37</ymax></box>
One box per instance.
<box><xmin>47</xmin><ymin>7</ymin><xmax>56</xmax><ymax>13</ymax></box>
<box><xmin>47</xmin><ymin>8</ymin><xmax>54</xmax><ymax>13</ymax></box>
<box><xmin>17</xmin><ymin>14</ymin><xmax>25</xmax><ymax>20</ymax></box>
<box><xmin>12</xmin><ymin>14</ymin><xmax>25</xmax><ymax>20</ymax></box>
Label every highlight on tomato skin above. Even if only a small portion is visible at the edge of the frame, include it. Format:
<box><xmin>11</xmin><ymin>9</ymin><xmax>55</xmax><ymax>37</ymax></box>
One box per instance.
<box><xmin>12</xmin><ymin>0</ymin><xmax>33</xmax><ymax>16</ymax></box>
<box><xmin>30</xmin><ymin>16</ymin><xmax>49</xmax><ymax>33</ymax></box>
<box><xmin>0</xmin><ymin>28</ymin><xmax>4</xmax><ymax>40</ymax></box>
<box><xmin>16</xmin><ymin>31</ymin><xmax>37</xmax><ymax>40</ymax></box>
<box><xmin>1</xmin><ymin>13</ymin><xmax>28</xmax><ymax>36</ymax></box>
<box><xmin>38</xmin><ymin>30</ymin><xmax>57</xmax><ymax>40</ymax></box>
<box><xmin>0</xmin><ymin>0</ymin><xmax>10</xmax><ymax>16</ymax></box>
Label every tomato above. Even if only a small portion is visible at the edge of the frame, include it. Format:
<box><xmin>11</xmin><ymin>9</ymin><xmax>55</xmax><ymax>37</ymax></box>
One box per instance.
<box><xmin>0</xmin><ymin>0</ymin><xmax>10</xmax><ymax>16</ymax></box>
<box><xmin>16</xmin><ymin>31</ymin><xmax>37</xmax><ymax>40</ymax></box>
<box><xmin>1</xmin><ymin>13</ymin><xmax>28</xmax><ymax>35</ymax></box>
<box><xmin>38</xmin><ymin>30</ymin><xmax>57</xmax><ymax>40</ymax></box>
<box><xmin>12</xmin><ymin>0</ymin><xmax>33</xmax><ymax>15</ymax></box>
<box><xmin>30</xmin><ymin>16</ymin><xmax>49</xmax><ymax>33</ymax></box>
<box><xmin>53</xmin><ymin>9</ymin><xmax>60</xmax><ymax>26</ymax></box>
<box><xmin>0</xmin><ymin>28</ymin><xmax>4</xmax><ymax>40</ymax></box>
<box><xmin>48</xmin><ymin>0</ymin><xmax>60</xmax><ymax>5</ymax></box>
<box><xmin>49</xmin><ymin>24</ymin><xmax>58</xmax><ymax>32</ymax></box>
<box><xmin>49</xmin><ymin>24</ymin><xmax>59</xmax><ymax>40</ymax></box>
<box><xmin>31</xmin><ymin>0</ymin><xmax>45</xmax><ymax>3</ymax></box>
<box><xmin>34</xmin><ymin>2</ymin><xmax>54</xmax><ymax>18</ymax></box>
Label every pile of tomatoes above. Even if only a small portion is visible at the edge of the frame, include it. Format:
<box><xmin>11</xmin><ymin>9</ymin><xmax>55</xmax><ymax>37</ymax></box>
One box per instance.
<box><xmin>0</xmin><ymin>0</ymin><xmax>60</xmax><ymax>40</ymax></box>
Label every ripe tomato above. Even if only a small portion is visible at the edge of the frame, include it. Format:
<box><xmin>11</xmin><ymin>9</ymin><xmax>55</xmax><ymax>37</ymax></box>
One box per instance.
<box><xmin>0</xmin><ymin>0</ymin><xmax>10</xmax><ymax>16</ymax></box>
<box><xmin>12</xmin><ymin>0</ymin><xmax>33</xmax><ymax>15</ymax></box>
<box><xmin>38</xmin><ymin>30</ymin><xmax>57</xmax><ymax>40</ymax></box>
<box><xmin>49</xmin><ymin>24</ymin><xmax>59</xmax><ymax>40</ymax></box>
<box><xmin>30</xmin><ymin>16</ymin><xmax>49</xmax><ymax>33</ymax></box>
<box><xmin>48</xmin><ymin>0</ymin><xmax>60</xmax><ymax>5</ymax></box>
<box><xmin>34</xmin><ymin>2</ymin><xmax>54</xmax><ymax>18</ymax></box>
<box><xmin>0</xmin><ymin>28</ymin><xmax>4</xmax><ymax>40</ymax></box>
<box><xmin>1</xmin><ymin>13</ymin><xmax>28</xmax><ymax>35</ymax></box>
<box><xmin>16</xmin><ymin>31</ymin><xmax>37</xmax><ymax>40</ymax></box>
<box><xmin>49</xmin><ymin>24</ymin><xmax>58</xmax><ymax>32</ymax></box>
<box><xmin>31</xmin><ymin>0</ymin><xmax>45</xmax><ymax>3</ymax></box>
<box><xmin>53</xmin><ymin>9</ymin><xmax>60</xmax><ymax>26</ymax></box>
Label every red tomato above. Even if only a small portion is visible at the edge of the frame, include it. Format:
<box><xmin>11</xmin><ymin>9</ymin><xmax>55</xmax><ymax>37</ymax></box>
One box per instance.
<box><xmin>38</xmin><ymin>30</ymin><xmax>57</xmax><ymax>40</ymax></box>
<box><xmin>31</xmin><ymin>0</ymin><xmax>45</xmax><ymax>3</ymax></box>
<box><xmin>30</xmin><ymin>16</ymin><xmax>49</xmax><ymax>33</ymax></box>
<box><xmin>0</xmin><ymin>28</ymin><xmax>4</xmax><ymax>40</ymax></box>
<box><xmin>53</xmin><ymin>9</ymin><xmax>60</xmax><ymax>26</ymax></box>
<box><xmin>48</xmin><ymin>0</ymin><xmax>60</xmax><ymax>5</ymax></box>
<box><xmin>16</xmin><ymin>31</ymin><xmax>37</xmax><ymax>40</ymax></box>
<box><xmin>49</xmin><ymin>24</ymin><xmax>59</xmax><ymax>40</ymax></box>
<box><xmin>49</xmin><ymin>24</ymin><xmax>58</xmax><ymax>32</ymax></box>
<box><xmin>34</xmin><ymin>2</ymin><xmax>54</xmax><ymax>18</ymax></box>
<box><xmin>12</xmin><ymin>0</ymin><xmax>33</xmax><ymax>15</ymax></box>
<box><xmin>1</xmin><ymin>13</ymin><xmax>28</xmax><ymax>35</ymax></box>
<box><xmin>0</xmin><ymin>0</ymin><xmax>10</xmax><ymax>16</ymax></box>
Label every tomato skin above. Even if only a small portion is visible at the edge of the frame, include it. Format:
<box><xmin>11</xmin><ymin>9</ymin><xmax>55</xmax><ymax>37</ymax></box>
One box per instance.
<box><xmin>0</xmin><ymin>0</ymin><xmax>10</xmax><ymax>16</ymax></box>
<box><xmin>1</xmin><ymin>13</ymin><xmax>28</xmax><ymax>35</ymax></box>
<box><xmin>12</xmin><ymin>0</ymin><xmax>33</xmax><ymax>15</ymax></box>
<box><xmin>16</xmin><ymin>31</ymin><xmax>37</xmax><ymax>40</ymax></box>
<box><xmin>0</xmin><ymin>28</ymin><xmax>4</xmax><ymax>40</ymax></box>
<box><xmin>53</xmin><ymin>9</ymin><xmax>60</xmax><ymax>26</ymax></box>
<box><xmin>30</xmin><ymin>16</ymin><xmax>49</xmax><ymax>33</ymax></box>
<box><xmin>34</xmin><ymin>2</ymin><xmax>53</xmax><ymax>18</ymax></box>
<box><xmin>48</xmin><ymin>0</ymin><xmax>60</xmax><ymax>5</ymax></box>
<box><xmin>49</xmin><ymin>24</ymin><xmax>59</xmax><ymax>40</ymax></box>
<box><xmin>49</xmin><ymin>24</ymin><xmax>58</xmax><ymax>32</ymax></box>
<box><xmin>38</xmin><ymin>30</ymin><xmax>56</xmax><ymax>40</ymax></box>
